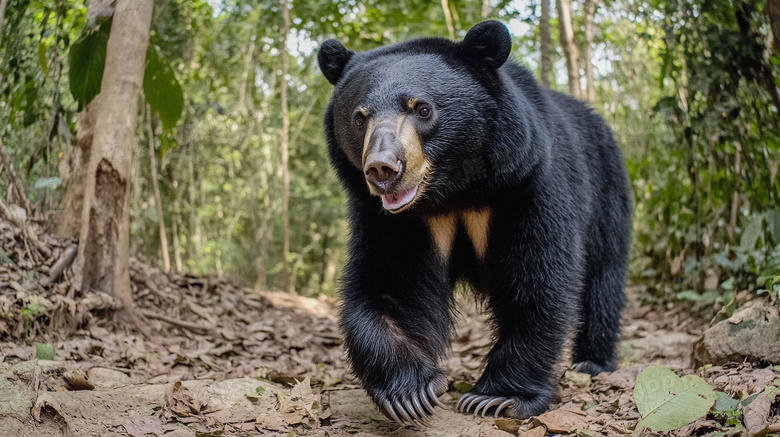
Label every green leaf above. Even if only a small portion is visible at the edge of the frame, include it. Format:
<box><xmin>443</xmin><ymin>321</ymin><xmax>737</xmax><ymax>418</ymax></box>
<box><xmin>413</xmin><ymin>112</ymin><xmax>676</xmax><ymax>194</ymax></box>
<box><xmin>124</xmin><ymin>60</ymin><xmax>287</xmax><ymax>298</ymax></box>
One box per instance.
<box><xmin>0</xmin><ymin>250</ymin><xmax>13</xmax><ymax>265</ymax></box>
<box><xmin>143</xmin><ymin>45</ymin><xmax>184</xmax><ymax>132</ymax></box>
<box><xmin>34</xmin><ymin>342</ymin><xmax>55</xmax><ymax>360</ymax></box>
<box><xmin>712</xmin><ymin>391</ymin><xmax>739</xmax><ymax>412</ymax></box>
<box><xmin>739</xmin><ymin>214</ymin><xmax>764</xmax><ymax>250</ymax></box>
<box><xmin>68</xmin><ymin>18</ymin><xmax>112</xmax><ymax>110</ymax></box>
<box><xmin>452</xmin><ymin>381</ymin><xmax>473</xmax><ymax>393</ymax></box>
<box><xmin>740</xmin><ymin>393</ymin><xmax>758</xmax><ymax>407</ymax></box>
<box><xmin>33</xmin><ymin>177</ymin><xmax>62</xmax><ymax>189</ymax></box>
<box><xmin>677</xmin><ymin>290</ymin><xmax>702</xmax><ymax>301</ymax></box>
<box><xmin>38</xmin><ymin>42</ymin><xmax>48</xmax><ymax>76</ymax></box>
<box><xmin>720</xmin><ymin>277</ymin><xmax>734</xmax><ymax>291</ymax></box>
<box><xmin>245</xmin><ymin>385</ymin><xmax>265</xmax><ymax>401</ymax></box>
<box><xmin>766</xmin><ymin>210</ymin><xmax>780</xmax><ymax>244</ymax></box>
<box><xmin>634</xmin><ymin>366</ymin><xmax>717</xmax><ymax>432</ymax></box>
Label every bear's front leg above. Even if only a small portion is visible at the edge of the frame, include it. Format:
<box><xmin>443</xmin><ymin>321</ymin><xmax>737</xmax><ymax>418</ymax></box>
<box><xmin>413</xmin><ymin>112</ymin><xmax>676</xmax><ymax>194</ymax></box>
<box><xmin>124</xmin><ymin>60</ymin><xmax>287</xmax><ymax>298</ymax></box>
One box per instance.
<box><xmin>457</xmin><ymin>200</ymin><xmax>583</xmax><ymax>419</ymax></box>
<box><xmin>340</xmin><ymin>207</ymin><xmax>452</xmax><ymax>426</ymax></box>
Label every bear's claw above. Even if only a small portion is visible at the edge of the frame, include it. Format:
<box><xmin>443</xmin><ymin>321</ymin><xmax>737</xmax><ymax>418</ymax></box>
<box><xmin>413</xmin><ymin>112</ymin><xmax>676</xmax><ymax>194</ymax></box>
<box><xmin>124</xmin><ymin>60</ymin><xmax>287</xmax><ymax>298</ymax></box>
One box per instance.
<box><xmin>457</xmin><ymin>393</ymin><xmax>516</xmax><ymax>418</ymax></box>
<box><xmin>378</xmin><ymin>381</ymin><xmax>446</xmax><ymax>427</ymax></box>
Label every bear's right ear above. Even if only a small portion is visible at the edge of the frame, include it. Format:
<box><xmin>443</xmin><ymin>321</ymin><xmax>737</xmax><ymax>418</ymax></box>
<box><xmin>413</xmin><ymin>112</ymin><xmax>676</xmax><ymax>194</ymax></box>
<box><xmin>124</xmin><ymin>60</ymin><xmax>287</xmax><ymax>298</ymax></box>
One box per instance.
<box><xmin>318</xmin><ymin>39</ymin><xmax>354</xmax><ymax>85</ymax></box>
<box><xmin>461</xmin><ymin>20</ymin><xmax>511</xmax><ymax>69</ymax></box>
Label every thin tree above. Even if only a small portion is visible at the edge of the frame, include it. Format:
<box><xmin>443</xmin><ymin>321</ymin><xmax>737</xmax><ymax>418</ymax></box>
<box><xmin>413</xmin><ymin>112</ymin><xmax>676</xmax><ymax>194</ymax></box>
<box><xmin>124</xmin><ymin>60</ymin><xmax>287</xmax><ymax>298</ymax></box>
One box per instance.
<box><xmin>540</xmin><ymin>0</ymin><xmax>552</xmax><ymax>87</ymax></box>
<box><xmin>77</xmin><ymin>0</ymin><xmax>153</xmax><ymax>311</ymax></box>
<box><xmin>557</xmin><ymin>0</ymin><xmax>581</xmax><ymax>98</ymax></box>
<box><xmin>583</xmin><ymin>0</ymin><xmax>597</xmax><ymax>101</ymax></box>
<box><xmin>280</xmin><ymin>0</ymin><xmax>292</xmax><ymax>293</ymax></box>
<box><xmin>482</xmin><ymin>0</ymin><xmax>490</xmax><ymax>18</ymax></box>
<box><xmin>0</xmin><ymin>0</ymin><xmax>8</xmax><ymax>43</ymax></box>
<box><xmin>441</xmin><ymin>0</ymin><xmax>455</xmax><ymax>39</ymax></box>
<box><xmin>146</xmin><ymin>104</ymin><xmax>171</xmax><ymax>273</ymax></box>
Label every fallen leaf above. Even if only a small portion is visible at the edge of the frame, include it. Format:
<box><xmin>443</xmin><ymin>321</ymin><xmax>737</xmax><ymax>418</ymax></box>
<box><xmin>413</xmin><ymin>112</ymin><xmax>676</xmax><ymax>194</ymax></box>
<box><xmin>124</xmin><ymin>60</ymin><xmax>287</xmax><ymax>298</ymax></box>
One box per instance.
<box><xmin>518</xmin><ymin>425</ymin><xmax>546</xmax><ymax>437</ymax></box>
<box><xmin>165</xmin><ymin>381</ymin><xmax>210</xmax><ymax>416</ymax></box>
<box><xmin>31</xmin><ymin>393</ymin><xmax>67</xmax><ymax>423</ymax></box>
<box><xmin>63</xmin><ymin>369</ymin><xmax>95</xmax><ymax>391</ymax></box>
<box><xmin>256</xmin><ymin>406</ymin><xmax>288</xmax><ymax>432</ymax></box>
<box><xmin>494</xmin><ymin>418</ymin><xmax>520</xmax><ymax>434</ymax></box>
<box><xmin>743</xmin><ymin>392</ymin><xmax>771</xmax><ymax>437</ymax></box>
<box><xmin>535</xmin><ymin>409</ymin><xmax>588</xmax><ymax>433</ymax></box>
<box><xmin>633</xmin><ymin>366</ymin><xmax>717</xmax><ymax>432</ymax></box>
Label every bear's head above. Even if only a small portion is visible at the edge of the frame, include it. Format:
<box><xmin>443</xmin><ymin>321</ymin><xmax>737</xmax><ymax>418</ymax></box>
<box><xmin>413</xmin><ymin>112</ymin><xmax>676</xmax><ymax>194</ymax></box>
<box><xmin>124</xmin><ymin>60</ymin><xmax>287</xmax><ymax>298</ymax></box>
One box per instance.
<box><xmin>319</xmin><ymin>20</ymin><xmax>514</xmax><ymax>213</ymax></box>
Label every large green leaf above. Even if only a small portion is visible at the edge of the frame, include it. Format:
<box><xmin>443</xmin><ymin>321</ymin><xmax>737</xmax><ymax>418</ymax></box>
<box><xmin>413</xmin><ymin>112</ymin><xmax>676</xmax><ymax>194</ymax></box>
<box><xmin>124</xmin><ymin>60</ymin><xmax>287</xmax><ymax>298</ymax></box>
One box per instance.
<box><xmin>143</xmin><ymin>45</ymin><xmax>184</xmax><ymax>132</ymax></box>
<box><xmin>634</xmin><ymin>366</ymin><xmax>717</xmax><ymax>432</ymax></box>
<box><xmin>740</xmin><ymin>214</ymin><xmax>764</xmax><ymax>250</ymax></box>
<box><xmin>68</xmin><ymin>18</ymin><xmax>112</xmax><ymax>110</ymax></box>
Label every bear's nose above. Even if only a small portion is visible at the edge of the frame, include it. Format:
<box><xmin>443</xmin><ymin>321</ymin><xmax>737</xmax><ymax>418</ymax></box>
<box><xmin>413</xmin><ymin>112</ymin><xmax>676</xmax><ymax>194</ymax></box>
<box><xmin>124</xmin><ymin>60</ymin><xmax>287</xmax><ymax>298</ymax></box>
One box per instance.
<box><xmin>364</xmin><ymin>151</ymin><xmax>401</xmax><ymax>190</ymax></box>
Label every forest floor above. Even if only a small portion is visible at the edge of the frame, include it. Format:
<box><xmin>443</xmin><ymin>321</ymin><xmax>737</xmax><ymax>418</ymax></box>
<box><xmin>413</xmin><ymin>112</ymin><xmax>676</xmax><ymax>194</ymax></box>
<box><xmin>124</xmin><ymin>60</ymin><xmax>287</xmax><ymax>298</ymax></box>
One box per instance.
<box><xmin>1</xmin><ymin>214</ymin><xmax>779</xmax><ymax>436</ymax></box>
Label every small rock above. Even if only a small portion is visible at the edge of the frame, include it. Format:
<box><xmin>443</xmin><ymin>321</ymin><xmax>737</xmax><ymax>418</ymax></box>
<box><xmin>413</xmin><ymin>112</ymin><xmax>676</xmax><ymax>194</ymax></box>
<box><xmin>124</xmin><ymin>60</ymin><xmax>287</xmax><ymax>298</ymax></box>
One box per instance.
<box><xmin>693</xmin><ymin>304</ymin><xmax>780</xmax><ymax>367</ymax></box>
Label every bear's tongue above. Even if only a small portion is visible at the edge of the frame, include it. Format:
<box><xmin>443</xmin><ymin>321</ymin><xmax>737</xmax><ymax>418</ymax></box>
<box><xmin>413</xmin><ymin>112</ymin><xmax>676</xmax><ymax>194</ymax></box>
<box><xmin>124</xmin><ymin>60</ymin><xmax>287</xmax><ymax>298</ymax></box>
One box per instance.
<box><xmin>381</xmin><ymin>185</ymin><xmax>418</xmax><ymax>211</ymax></box>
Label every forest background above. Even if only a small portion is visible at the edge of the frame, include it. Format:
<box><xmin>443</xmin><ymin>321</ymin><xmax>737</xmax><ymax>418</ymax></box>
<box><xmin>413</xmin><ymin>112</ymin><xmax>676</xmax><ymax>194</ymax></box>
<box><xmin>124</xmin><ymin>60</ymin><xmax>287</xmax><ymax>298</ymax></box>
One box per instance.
<box><xmin>1</xmin><ymin>0</ymin><xmax>779</xmax><ymax>306</ymax></box>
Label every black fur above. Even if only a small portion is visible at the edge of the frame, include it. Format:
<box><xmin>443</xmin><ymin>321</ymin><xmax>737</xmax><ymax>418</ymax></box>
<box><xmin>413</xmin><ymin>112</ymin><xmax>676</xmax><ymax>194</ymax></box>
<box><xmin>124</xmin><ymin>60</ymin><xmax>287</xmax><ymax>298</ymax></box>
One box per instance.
<box><xmin>319</xmin><ymin>20</ymin><xmax>631</xmax><ymax>423</ymax></box>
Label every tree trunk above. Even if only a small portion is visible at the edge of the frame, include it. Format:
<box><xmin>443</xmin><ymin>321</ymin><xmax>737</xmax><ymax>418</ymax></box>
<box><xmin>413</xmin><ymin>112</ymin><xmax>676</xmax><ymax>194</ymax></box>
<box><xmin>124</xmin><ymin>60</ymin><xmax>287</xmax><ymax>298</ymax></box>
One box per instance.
<box><xmin>482</xmin><ymin>0</ymin><xmax>490</xmax><ymax>17</ymax></box>
<box><xmin>441</xmin><ymin>0</ymin><xmax>455</xmax><ymax>40</ymax></box>
<box><xmin>583</xmin><ymin>0</ymin><xmax>596</xmax><ymax>101</ymax></box>
<box><xmin>146</xmin><ymin>104</ymin><xmax>170</xmax><ymax>273</ymax></box>
<box><xmin>728</xmin><ymin>141</ymin><xmax>742</xmax><ymax>242</ymax></box>
<box><xmin>557</xmin><ymin>0</ymin><xmax>581</xmax><ymax>99</ymax></box>
<box><xmin>55</xmin><ymin>0</ymin><xmax>114</xmax><ymax>238</ymax></box>
<box><xmin>187</xmin><ymin>139</ymin><xmax>200</xmax><ymax>259</ymax></box>
<box><xmin>238</xmin><ymin>36</ymin><xmax>255</xmax><ymax>113</ymax></box>
<box><xmin>171</xmin><ymin>201</ymin><xmax>182</xmax><ymax>272</ymax></box>
<box><xmin>540</xmin><ymin>0</ymin><xmax>552</xmax><ymax>87</ymax></box>
<box><xmin>0</xmin><ymin>0</ymin><xmax>8</xmax><ymax>37</ymax></box>
<box><xmin>280</xmin><ymin>0</ymin><xmax>292</xmax><ymax>293</ymax></box>
<box><xmin>77</xmin><ymin>0</ymin><xmax>153</xmax><ymax>309</ymax></box>
<box><xmin>767</xmin><ymin>0</ymin><xmax>780</xmax><ymax>55</ymax></box>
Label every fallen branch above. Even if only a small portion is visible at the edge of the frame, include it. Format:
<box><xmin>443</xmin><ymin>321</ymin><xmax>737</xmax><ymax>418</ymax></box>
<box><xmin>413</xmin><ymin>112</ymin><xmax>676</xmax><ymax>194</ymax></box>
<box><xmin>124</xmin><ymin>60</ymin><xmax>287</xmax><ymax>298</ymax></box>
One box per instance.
<box><xmin>0</xmin><ymin>136</ymin><xmax>32</xmax><ymax>215</ymax></box>
<box><xmin>139</xmin><ymin>309</ymin><xmax>213</xmax><ymax>332</ymax></box>
<box><xmin>40</xmin><ymin>244</ymin><xmax>78</xmax><ymax>286</ymax></box>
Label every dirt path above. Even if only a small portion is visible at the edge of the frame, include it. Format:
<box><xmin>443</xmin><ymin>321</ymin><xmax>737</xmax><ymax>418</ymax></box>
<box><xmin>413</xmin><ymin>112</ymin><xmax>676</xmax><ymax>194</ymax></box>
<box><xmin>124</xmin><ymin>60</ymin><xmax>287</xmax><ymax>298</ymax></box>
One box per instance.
<box><xmin>1</xmin><ymin>219</ymin><xmax>779</xmax><ymax>436</ymax></box>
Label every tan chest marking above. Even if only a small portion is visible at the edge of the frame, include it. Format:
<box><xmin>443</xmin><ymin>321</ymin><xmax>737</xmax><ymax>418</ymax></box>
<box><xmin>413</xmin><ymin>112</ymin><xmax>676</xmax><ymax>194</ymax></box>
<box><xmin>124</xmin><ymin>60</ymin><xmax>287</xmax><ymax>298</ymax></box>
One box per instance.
<box><xmin>425</xmin><ymin>208</ymin><xmax>492</xmax><ymax>262</ymax></box>
<box><xmin>426</xmin><ymin>213</ymin><xmax>457</xmax><ymax>261</ymax></box>
<box><xmin>462</xmin><ymin>208</ymin><xmax>491</xmax><ymax>261</ymax></box>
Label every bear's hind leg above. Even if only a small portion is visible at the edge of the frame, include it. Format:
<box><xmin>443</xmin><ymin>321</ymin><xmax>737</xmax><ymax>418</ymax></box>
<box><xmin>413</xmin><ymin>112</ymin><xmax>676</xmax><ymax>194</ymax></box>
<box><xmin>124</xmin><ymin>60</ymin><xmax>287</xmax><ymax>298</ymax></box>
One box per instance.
<box><xmin>571</xmin><ymin>194</ymin><xmax>630</xmax><ymax>376</ymax></box>
<box><xmin>571</xmin><ymin>252</ymin><xmax>627</xmax><ymax>376</ymax></box>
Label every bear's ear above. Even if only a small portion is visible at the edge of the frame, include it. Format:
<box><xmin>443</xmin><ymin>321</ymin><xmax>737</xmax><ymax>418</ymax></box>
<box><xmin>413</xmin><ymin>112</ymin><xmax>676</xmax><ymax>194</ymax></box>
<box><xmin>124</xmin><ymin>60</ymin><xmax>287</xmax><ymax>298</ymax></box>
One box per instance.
<box><xmin>318</xmin><ymin>39</ymin><xmax>354</xmax><ymax>85</ymax></box>
<box><xmin>461</xmin><ymin>20</ymin><xmax>511</xmax><ymax>69</ymax></box>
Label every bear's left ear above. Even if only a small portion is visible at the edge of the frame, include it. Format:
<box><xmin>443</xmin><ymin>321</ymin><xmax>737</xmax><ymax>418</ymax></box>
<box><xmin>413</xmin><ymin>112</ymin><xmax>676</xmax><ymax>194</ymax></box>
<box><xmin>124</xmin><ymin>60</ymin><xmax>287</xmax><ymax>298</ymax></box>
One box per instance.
<box><xmin>461</xmin><ymin>20</ymin><xmax>511</xmax><ymax>69</ymax></box>
<box><xmin>318</xmin><ymin>39</ymin><xmax>355</xmax><ymax>85</ymax></box>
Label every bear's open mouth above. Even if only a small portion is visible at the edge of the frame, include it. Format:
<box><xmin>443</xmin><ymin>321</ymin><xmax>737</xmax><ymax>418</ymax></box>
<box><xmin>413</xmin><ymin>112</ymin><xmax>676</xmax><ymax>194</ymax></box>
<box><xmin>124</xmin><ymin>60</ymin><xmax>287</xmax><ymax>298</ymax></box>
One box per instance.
<box><xmin>380</xmin><ymin>185</ymin><xmax>419</xmax><ymax>211</ymax></box>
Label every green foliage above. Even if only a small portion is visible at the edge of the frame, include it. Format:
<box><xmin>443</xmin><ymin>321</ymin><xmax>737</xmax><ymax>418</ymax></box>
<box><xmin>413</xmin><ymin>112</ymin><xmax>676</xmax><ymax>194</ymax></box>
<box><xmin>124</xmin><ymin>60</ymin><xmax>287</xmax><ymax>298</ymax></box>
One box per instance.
<box><xmin>34</xmin><ymin>342</ymin><xmax>54</xmax><ymax>360</ymax></box>
<box><xmin>633</xmin><ymin>366</ymin><xmax>717</xmax><ymax>432</ymax></box>
<box><xmin>143</xmin><ymin>45</ymin><xmax>184</xmax><ymax>132</ymax></box>
<box><xmin>68</xmin><ymin>18</ymin><xmax>111</xmax><ymax>110</ymax></box>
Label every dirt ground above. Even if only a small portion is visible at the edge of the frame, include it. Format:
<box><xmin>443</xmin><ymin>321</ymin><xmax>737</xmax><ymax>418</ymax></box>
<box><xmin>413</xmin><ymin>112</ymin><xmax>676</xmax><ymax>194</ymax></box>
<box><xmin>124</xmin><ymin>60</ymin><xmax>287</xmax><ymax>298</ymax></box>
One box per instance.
<box><xmin>1</xmin><ymin>215</ymin><xmax>779</xmax><ymax>436</ymax></box>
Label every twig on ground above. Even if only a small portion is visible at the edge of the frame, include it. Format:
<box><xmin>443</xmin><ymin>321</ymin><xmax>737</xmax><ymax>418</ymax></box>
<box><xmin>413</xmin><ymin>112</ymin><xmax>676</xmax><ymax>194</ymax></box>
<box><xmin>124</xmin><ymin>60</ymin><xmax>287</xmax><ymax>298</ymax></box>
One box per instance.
<box><xmin>139</xmin><ymin>309</ymin><xmax>213</xmax><ymax>333</ymax></box>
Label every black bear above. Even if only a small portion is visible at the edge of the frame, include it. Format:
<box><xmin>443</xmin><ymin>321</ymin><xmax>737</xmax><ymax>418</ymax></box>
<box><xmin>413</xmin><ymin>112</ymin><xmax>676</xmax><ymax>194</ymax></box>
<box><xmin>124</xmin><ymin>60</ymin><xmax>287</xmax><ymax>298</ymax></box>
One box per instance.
<box><xmin>318</xmin><ymin>20</ymin><xmax>631</xmax><ymax>425</ymax></box>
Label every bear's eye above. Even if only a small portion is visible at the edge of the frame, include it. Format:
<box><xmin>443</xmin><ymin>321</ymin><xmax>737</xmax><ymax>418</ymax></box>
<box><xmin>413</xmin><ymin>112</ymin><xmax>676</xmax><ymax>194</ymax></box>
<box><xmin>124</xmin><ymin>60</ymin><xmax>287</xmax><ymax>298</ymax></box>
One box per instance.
<box><xmin>354</xmin><ymin>116</ymin><xmax>364</xmax><ymax>127</ymax></box>
<box><xmin>417</xmin><ymin>105</ymin><xmax>431</xmax><ymax>118</ymax></box>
